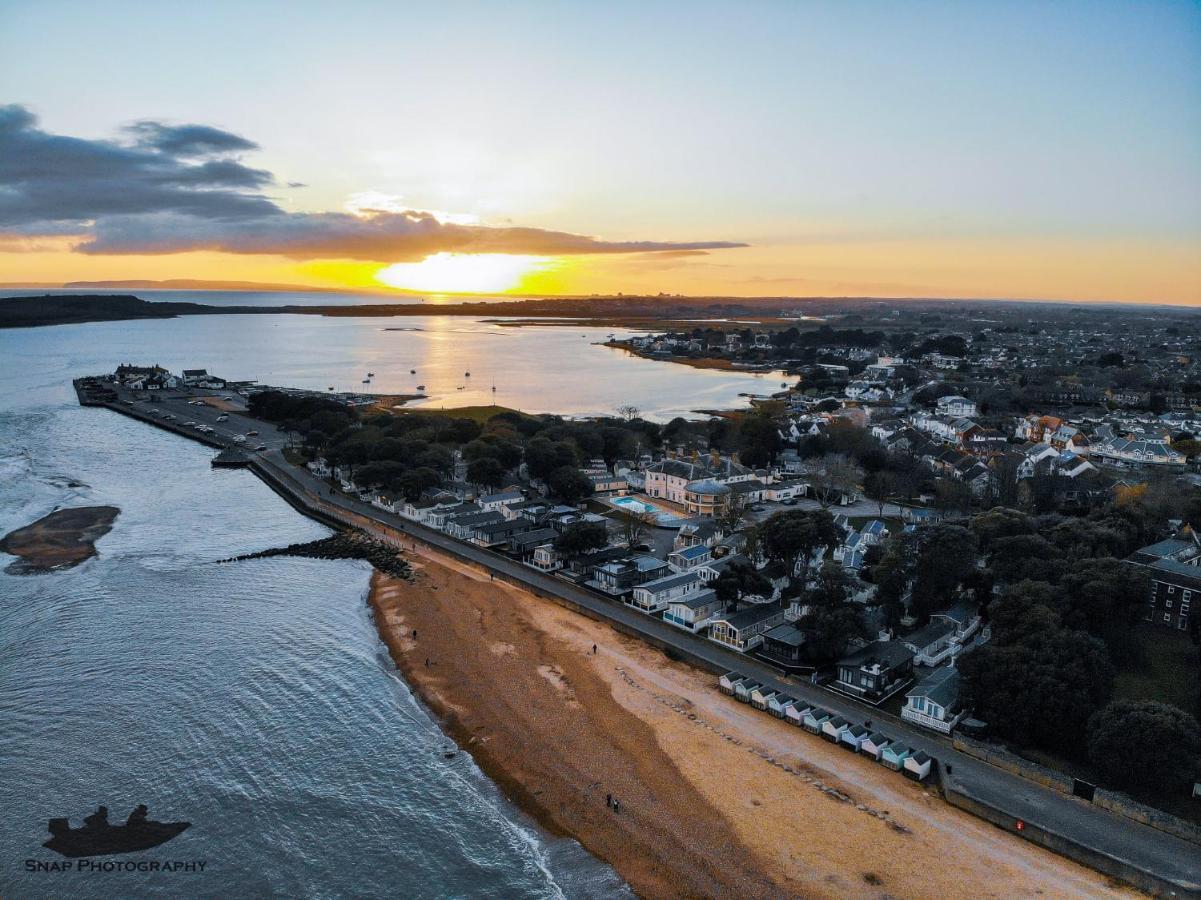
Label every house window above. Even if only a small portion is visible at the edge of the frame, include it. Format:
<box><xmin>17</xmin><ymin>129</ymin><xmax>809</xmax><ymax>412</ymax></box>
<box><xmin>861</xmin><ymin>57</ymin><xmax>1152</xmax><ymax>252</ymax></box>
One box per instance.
<box><xmin>1179</xmin><ymin>617</ymin><xmax>1189</xmax><ymax>630</ymax></box>
<box><xmin>1168</xmin><ymin>585</ymin><xmax>1176</xmax><ymax>594</ymax></box>
<box><xmin>1166</xmin><ymin>598</ymin><xmax>1174</xmax><ymax>610</ymax></box>
<box><xmin>1164</xmin><ymin>613</ymin><xmax>1172</xmax><ymax>623</ymax></box>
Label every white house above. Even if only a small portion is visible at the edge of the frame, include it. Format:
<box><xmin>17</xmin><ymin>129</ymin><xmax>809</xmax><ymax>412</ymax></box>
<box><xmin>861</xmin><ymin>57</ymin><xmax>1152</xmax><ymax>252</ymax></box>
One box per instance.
<box><xmin>901</xmin><ymin>666</ymin><xmax>965</xmax><ymax>734</ymax></box>
<box><xmin>708</xmin><ymin>605</ymin><xmax>785</xmax><ymax>652</ymax></box>
<box><xmin>936</xmin><ymin>395</ymin><xmax>978</xmax><ymax>417</ymax></box>
<box><xmin>663</xmin><ymin>589</ymin><xmax>723</xmax><ymax>632</ymax></box>
<box><xmin>628</xmin><ymin>571</ymin><xmax>702</xmax><ymax>614</ymax></box>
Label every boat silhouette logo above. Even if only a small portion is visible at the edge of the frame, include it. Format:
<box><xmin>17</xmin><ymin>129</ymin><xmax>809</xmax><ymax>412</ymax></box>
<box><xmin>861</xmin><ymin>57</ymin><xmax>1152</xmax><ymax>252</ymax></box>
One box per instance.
<box><xmin>43</xmin><ymin>805</ymin><xmax>190</xmax><ymax>858</ymax></box>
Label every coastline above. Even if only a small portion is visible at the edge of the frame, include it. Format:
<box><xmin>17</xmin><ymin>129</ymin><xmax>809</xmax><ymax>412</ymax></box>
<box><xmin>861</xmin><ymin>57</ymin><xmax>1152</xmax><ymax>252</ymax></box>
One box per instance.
<box><xmin>366</xmin><ymin>543</ymin><xmax>1135</xmax><ymax>899</ymax></box>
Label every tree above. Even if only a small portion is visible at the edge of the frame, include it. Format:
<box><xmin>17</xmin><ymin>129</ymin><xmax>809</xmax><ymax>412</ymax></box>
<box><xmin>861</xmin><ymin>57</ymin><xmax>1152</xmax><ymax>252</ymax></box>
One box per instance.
<box><xmin>960</xmin><ymin>626</ymin><xmax>1114</xmax><ymax>755</ymax></box>
<box><xmin>810</xmin><ymin>453</ymin><xmax>863</xmax><ymax>508</ymax></box>
<box><xmin>553</xmin><ymin>522</ymin><xmax>608</xmax><ymax>558</ymax></box>
<box><xmin>616</xmin><ymin>404</ymin><xmax>640</xmax><ymax>422</ymax></box>
<box><xmin>525</xmin><ymin>438</ymin><xmax>577</xmax><ymax>481</ymax></box>
<box><xmin>616</xmin><ymin>508</ymin><xmax>656</xmax><ymax>548</ymax></box>
<box><xmin>756</xmin><ymin>509</ymin><xmax>842</xmax><ymax>590</ymax></box>
<box><xmin>806</xmin><ymin>561</ymin><xmax>853</xmax><ymax>610</ymax></box>
<box><xmin>712</xmin><ymin>561</ymin><xmax>773</xmax><ymax>611</ymax></box>
<box><xmin>909</xmin><ymin>524</ymin><xmax>978</xmax><ymax>620</ymax></box>
<box><xmin>738</xmin><ymin>413</ymin><xmax>783</xmax><ymax>468</ymax></box>
<box><xmin>547</xmin><ymin>466</ymin><xmax>594</xmax><ymax>505</ymax></box>
<box><xmin>863</xmin><ymin>470</ymin><xmax>896</xmax><ymax>518</ymax></box>
<box><xmin>715</xmin><ymin>491</ymin><xmax>748</xmax><ymax>535</ymax></box>
<box><xmin>467</xmin><ymin>457</ymin><xmax>505</xmax><ymax>490</ymax></box>
<box><xmin>801</xmin><ymin>606</ymin><xmax>863</xmax><ymax>662</ymax></box>
<box><xmin>1088</xmin><ymin>701</ymin><xmax>1201</xmax><ymax>794</ymax></box>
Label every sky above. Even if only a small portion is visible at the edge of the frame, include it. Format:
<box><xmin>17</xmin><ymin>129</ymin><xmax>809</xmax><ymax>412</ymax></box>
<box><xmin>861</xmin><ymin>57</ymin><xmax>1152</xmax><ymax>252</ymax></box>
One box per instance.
<box><xmin>1</xmin><ymin>0</ymin><xmax>1199</xmax><ymax>303</ymax></box>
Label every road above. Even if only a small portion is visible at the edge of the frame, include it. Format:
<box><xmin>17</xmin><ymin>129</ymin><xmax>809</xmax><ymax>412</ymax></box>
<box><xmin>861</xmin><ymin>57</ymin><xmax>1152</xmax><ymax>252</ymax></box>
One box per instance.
<box><xmin>97</xmin><ymin>385</ymin><xmax>1201</xmax><ymax>895</ymax></box>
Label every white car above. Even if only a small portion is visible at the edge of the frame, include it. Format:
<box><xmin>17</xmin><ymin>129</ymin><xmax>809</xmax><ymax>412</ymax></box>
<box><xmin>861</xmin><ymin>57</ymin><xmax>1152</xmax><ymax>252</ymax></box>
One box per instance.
<box><xmin>216</xmin><ymin>415</ymin><xmax>229</xmax><ymax>422</ymax></box>
<box><xmin>233</xmin><ymin>435</ymin><xmax>247</xmax><ymax>444</ymax></box>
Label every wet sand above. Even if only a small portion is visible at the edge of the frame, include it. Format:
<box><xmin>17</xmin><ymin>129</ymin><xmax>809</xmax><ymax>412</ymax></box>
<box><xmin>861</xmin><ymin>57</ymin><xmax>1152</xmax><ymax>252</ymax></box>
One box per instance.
<box><xmin>1</xmin><ymin>505</ymin><xmax>119</xmax><ymax>574</ymax></box>
<box><xmin>369</xmin><ymin>541</ymin><xmax>1136</xmax><ymax>899</ymax></box>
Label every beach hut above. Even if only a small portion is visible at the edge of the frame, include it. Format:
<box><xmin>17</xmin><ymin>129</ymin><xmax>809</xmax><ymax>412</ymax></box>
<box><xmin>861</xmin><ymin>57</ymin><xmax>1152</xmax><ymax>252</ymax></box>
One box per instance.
<box><xmin>841</xmin><ymin>723</ymin><xmax>870</xmax><ymax>752</ymax></box>
<box><xmin>822</xmin><ymin>715</ymin><xmax>851</xmax><ymax>743</ymax></box>
<box><xmin>734</xmin><ymin>680</ymin><xmax>760</xmax><ymax>703</ymax></box>
<box><xmin>802</xmin><ymin>707</ymin><xmax>832</xmax><ymax>734</ymax></box>
<box><xmin>767</xmin><ymin>694</ymin><xmax>795</xmax><ymax>719</ymax></box>
<box><xmin>904</xmin><ymin>750</ymin><xmax>934</xmax><ymax>781</ymax></box>
<box><xmin>719</xmin><ymin>672</ymin><xmax>744</xmax><ymax>695</ymax></box>
<box><xmin>860</xmin><ymin>732</ymin><xmax>892</xmax><ymax>761</ymax></box>
<box><xmin>785</xmin><ymin>702</ymin><xmax>810</xmax><ymax>727</ymax></box>
<box><xmin>750</xmin><ymin>686</ymin><xmax>777</xmax><ymax>710</ymax></box>
<box><xmin>880</xmin><ymin>744</ymin><xmax>912</xmax><ymax>771</ymax></box>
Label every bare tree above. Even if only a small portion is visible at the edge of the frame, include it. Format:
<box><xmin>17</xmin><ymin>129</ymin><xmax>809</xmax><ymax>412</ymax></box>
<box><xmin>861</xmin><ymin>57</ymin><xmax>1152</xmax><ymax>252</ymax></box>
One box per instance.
<box><xmin>811</xmin><ymin>453</ymin><xmax>864</xmax><ymax>509</ymax></box>
<box><xmin>617</xmin><ymin>507</ymin><xmax>656</xmax><ymax>548</ymax></box>
<box><xmin>716</xmin><ymin>491</ymin><xmax>748</xmax><ymax>535</ymax></box>
<box><xmin>616</xmin><ymin>404</ymin><xmax>640</xmax><ymax>422</ymax></box>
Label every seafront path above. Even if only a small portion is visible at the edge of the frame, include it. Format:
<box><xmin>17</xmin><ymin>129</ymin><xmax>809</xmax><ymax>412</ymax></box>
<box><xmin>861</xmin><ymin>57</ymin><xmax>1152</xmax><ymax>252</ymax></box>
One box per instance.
<box><xmin>88</xmin><ymin>387</ymin><xmax>1201</xmax><ymax>896</ymax></box>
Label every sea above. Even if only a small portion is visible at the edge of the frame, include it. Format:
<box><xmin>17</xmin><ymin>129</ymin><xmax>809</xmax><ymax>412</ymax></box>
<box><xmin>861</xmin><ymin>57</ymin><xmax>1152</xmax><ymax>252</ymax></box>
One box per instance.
<box><xmin>0</xmin><ymin>293</ymin><xmax>781</xmax><ymax>897</ymax></box>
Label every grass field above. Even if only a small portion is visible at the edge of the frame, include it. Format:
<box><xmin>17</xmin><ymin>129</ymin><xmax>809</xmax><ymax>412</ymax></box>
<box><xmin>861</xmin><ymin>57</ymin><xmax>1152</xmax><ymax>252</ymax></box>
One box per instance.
<box><xmin>393</xmin><ymin>404</ymin><xmax>532</xmax><ymax>425</ymax></box>
<box><xmin>1113</xmin><ymin>623</ymin><xmax>1200</xmax><ymax>718</ymax></box>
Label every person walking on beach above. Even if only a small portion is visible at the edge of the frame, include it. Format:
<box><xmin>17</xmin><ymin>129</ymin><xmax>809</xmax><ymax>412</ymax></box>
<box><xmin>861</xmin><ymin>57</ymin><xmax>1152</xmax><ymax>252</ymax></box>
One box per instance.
<box><xmin>412</xmin><ymin>629</ymin><xmax>417</xmax><ymax>639</ymax></box>
<box><xmin>592</xmin><ymin>644</ymin><xmax>597</xmax><ymax>655</ymax></box>
<box><xmin>613</xmin><ymin>799</ymin><xmax>620</xmax><ymax>814</ymax></box>
<box><xmin>606</xmin><ymin>793</ymin><xmax>612</xmax><ymax>809</ymax></box>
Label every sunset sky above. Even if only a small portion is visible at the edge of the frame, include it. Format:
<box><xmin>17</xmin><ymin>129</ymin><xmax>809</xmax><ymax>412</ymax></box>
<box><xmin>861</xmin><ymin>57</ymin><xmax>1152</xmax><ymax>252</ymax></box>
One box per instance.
<box><xmin>1</xmin><ymin>1</ymin><xmax>1199</xmax><ymax>304</ymax></box>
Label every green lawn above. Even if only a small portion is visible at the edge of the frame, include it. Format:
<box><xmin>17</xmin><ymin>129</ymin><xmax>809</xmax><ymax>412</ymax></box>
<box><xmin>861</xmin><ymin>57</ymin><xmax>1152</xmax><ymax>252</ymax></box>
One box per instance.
<box><xmin>393</xmin><ymin>404</ymin><xmax>532</xmax><ymax>425</ymax></box>
<box><xmin>1113</xmin><ymin>623</ymin><xmax>1201</xmax><ymax>718</ymax></box>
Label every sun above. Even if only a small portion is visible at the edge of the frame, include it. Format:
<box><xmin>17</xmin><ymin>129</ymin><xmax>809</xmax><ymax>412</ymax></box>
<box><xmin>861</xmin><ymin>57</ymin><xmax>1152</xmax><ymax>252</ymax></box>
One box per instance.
<box><xmin>375</xmin><ymin>252</ymin><xmax>550</xmax><ymax>294</ymax></box>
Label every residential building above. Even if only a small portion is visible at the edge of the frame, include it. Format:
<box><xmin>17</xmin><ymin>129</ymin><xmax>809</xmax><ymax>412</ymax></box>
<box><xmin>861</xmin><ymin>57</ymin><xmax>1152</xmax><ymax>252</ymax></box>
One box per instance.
<box><xmin>708</xmin><ymin>605</ymin><xmax>786</xmax><ymax>652</ymax></box>
<box><xmin>902</xmin><ymin>666</ymin><xmax>965</xmax><ymax>733</ymax></box>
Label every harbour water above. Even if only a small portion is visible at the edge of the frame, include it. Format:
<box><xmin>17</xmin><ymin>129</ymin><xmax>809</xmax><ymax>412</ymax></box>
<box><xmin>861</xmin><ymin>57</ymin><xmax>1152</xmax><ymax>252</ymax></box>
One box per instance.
<box><xmin>0</xmin><ymin>313</ymin><xmax>651</xmax><ymax>898</ymax></box>
<box><xmin>0</xmin><ymin>291</ymin><xmax>788</xmax><ymax>419</ymax></box>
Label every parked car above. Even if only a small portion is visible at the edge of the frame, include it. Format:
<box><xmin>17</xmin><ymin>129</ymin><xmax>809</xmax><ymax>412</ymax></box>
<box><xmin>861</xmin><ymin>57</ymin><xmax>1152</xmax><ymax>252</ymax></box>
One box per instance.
<box><xmin>245</xmin><ymin>430</ymin><xmax>259</xmax><ymax>436</ymax></box>
<box><xmin>216</xmin><ymin>415</ymin><xmax>229</xmax><ymax>422</ymax></box>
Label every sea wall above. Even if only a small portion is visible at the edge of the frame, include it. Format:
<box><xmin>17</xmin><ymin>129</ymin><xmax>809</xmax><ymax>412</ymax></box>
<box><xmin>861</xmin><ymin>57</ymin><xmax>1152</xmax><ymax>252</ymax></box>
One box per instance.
<box><xmin>943</xmin><ymin>774</ymin><xmax>1201</xmax><ymax>899</ymax></box>
<box><xmin>953</xmin><ymin>735</ymin><xmax>1201</xmax><ymax>848</ymax></box>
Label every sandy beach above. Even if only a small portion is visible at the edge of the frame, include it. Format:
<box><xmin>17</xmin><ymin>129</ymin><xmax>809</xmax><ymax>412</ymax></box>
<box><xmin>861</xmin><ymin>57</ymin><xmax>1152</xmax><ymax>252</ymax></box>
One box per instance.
<box><xmin>368</xmin><ymin>538</ymin><xmax>1136</xmax><ymax>899</ymax></box>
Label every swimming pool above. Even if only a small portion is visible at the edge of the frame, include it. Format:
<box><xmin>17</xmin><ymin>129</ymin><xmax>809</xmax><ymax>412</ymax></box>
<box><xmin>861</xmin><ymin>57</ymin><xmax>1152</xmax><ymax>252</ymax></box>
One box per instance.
<box><xmin>606</xmin><ymin>495</ymin><xmax>685</xmax><ymax>527</ymax></box>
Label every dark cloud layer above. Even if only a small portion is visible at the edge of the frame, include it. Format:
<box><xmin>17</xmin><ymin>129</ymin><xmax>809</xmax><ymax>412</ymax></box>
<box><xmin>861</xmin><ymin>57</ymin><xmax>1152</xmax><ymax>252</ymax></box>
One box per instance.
<box><xmin>0</xmin><ymin>104</ymin><xmax>747</xmax><ymax>262</ymax></box>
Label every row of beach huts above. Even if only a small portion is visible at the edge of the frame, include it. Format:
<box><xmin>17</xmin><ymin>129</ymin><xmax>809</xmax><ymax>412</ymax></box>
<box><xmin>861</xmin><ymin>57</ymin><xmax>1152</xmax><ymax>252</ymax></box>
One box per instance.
<box><xmin>719</xmin><ymin>671</ymin><xmax>935</xmax><ymax>782</ymax></box>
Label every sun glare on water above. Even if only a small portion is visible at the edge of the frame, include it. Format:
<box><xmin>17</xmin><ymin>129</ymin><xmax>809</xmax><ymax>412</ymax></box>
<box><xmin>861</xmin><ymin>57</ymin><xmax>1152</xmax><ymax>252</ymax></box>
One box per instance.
<box><xmin>376</xmin><ymin>252</ymin><xmax>550</xmax><ymax>293</ymax></box>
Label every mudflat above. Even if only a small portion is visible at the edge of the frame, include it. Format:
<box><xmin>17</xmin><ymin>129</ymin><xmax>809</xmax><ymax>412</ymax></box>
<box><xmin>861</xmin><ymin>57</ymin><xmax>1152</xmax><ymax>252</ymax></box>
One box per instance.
<box><xmin>1</xmin><ymin>506</ymin><xmax>119</xmax><ymax>574</ymax></box>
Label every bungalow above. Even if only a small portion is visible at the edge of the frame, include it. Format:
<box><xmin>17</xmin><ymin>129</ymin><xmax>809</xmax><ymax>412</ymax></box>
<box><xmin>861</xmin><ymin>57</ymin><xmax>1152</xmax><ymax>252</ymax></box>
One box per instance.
<box><xmin>936</xmin><ymin>395</ymin><xmax>977</xmax><ymax>417</ymax></box>
<box><xmin>821</xmin><ymin>715</ymin><xmax>851</xmax><ymax>743</ymax></box>
<box><xmin>588</xmin><ymin>555</ymin><xmax>671</xmax><ymax>597</ymax></box>
<box><xmin>841</xmin><ymin>723</ymin><xmax>870</xmax><ymax>752</ymax></box>
<box><xmin>900</xmin><ymin>620</ymin><xmax>956</xmax><ymax>666</ymax></box>
<box><xmin>903</xmin><ymin>750</ymin><xmax>934</xmax><ymax>781</ymax></box>
<box><xmin>757</xmin><ymin>622</ymin><xmax>810</xmax><ymax>672</ymax></box>
<box><xmin>708</xmin><ymin>604</ymin><xmax>786</xmax><ymax>652</ymax></box>
<box><xmin>628</xmin><ymin>571</ymin><xmax>702</xmax><ymax>614</ymax></box>
<box><xmin>767</xmin><ymin>694</ymin><xmax>796</xmax><ymax>719</ymax></box>
<box><xmin>668</xmin><ymin>544</ymin><xmax>713</xmax><ymax>572</ymax></box>
<box><xmin>181</xmin><ymin>368</ymin><xmax>210</xmax><ymax>385</ymax></box>
<box><xmin>477</xmin><ymin>490</ymin><xmax>524</xmax><ymax>512</ymax></box>
<box><xmin>833</xmin><ymin>641</ymin><xmax>915</xmax><ymax>704</ymax></box>
<box><xmin>902</xmin><ymin>666</ymin><xmax>965</xmax><ymax>734</ymax></box>
<box><xmin>663</xmin><ymin>589</ymin><xmax>723</xmax><ymax>632</ymax></box>
<box><xmin>307</xmin><ymin>457</ymin><xmax>332</xmax><ymax>478</ymax></box>
<box><xmin>588</xmin><ymin>472</ymin><xmax>628</xmax><ymax>495</ymax></box>
<box><xmin>468</xmin><ymin>517</ymin><xmax>532</xmax><ymax>548</ymax></box>
<box><xmin>880</xmin><ymin>743</ymin><xmax>912</xmax><ymax>771</ymax></box>
<box><xmin>371</xmin><ymin>491</ymin><xmax>399</xmax><ymax>514</ymax></box>
<box><xmin>930</xmin><ymin>601</ymin><xmax>982</xmax><ymax>643</ymax></box>
<box><xmin>531</xmin><ymin>545</ymin><xmax>560</xmax><ymax>572</ymax></box>
<box><xmin>802</xmin><ymin>706</ymin><xmax>833</xmax><ymax>734</ymax></box>
<box><xmin>750</xmin><ymin>685</ymin><xmax>777</xmax><ymax>711</ymax></box>
<box><xmin>445</xmin><ymin>510</ymin><xmax>506</xmax><ymax>540</ymax></box>
<box><xmin>860</xmin><ymin>732</ymin><xmax>892</xmax><ymax>761</ymax></box>
<box><xmin>718</xmin><ymin>672</ymin><xmax>745</xmax><ymax>695</ymax></box>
